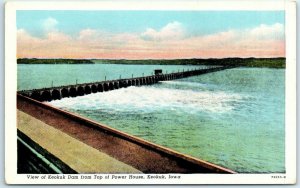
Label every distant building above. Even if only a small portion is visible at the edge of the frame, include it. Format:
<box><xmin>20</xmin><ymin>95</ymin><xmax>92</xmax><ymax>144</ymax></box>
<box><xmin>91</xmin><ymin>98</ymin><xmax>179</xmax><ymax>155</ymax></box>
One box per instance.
<box><xmin>154</xmin><ymin>69</ymin><xmax>163</xmax><ymax>75</ymax></box>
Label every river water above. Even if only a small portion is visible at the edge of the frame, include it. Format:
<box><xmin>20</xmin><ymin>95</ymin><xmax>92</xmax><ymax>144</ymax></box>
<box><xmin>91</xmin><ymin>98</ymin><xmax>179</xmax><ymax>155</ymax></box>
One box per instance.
<box><xmin>18</xmin><ymin>63</ymin><xmax>285</xmax><ymax>173</ymax></box>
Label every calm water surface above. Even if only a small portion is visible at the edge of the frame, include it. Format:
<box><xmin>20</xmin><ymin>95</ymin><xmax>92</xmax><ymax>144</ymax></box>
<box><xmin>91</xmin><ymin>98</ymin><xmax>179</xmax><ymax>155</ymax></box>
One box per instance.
<box><xmin>18</xmin><ymin>64</ymin><xmax>285</xmax><ymax>173</ymax></box>
<box><xmin>18</xmin><ymin>64</ymin><xmax>203</xmax><ymax>90</ymax></box>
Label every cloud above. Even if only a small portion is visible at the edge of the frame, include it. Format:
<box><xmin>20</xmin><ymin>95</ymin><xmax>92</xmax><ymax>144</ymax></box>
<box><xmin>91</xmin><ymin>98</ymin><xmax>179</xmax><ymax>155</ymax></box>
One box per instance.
<box><xmin>17</xmin><ymin>23</ymin><xmax>285</xmax><ymax>59</ymax></box>
<box><xmin>141</xmin><ymin>21</ymin><xmax>185</xmax><ymax>41</ymax></box>
<box><xmin>249</xmin><ymin>23</ymin><xmax>284</xmax><ymax>40</ymax></box>
<box><xmin>42</xmin><ymin>17</ymin><xmax>58</xmax><ymax>32</ymax></box>
<box><xmin>78</xmin><ymin>28</ymin><xmax>98</xmax><ymax>40</ymax></box>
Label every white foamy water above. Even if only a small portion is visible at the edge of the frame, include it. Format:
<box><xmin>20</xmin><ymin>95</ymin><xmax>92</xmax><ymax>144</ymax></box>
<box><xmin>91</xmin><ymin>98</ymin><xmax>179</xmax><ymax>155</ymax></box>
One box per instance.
<box><xmin>48</xmin><ymin>85</ymin><xmax>244</xmax><ymax>114</ymax></box>
<box><xmin>160</xmin><ymin>80</ymin><xmax>212</xmax><ymax>88</ymax></box>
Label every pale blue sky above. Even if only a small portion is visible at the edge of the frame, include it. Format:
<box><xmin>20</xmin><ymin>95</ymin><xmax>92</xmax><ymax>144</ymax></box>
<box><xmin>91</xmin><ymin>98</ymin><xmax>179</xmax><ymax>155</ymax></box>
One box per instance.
<box><xmin>17</xmin><ymin>11</ymin><xmax>285</xmax><ymax>59</ymax></box>
<box><xmin>17</xmin><ymin>11</ymin><xmax>285</xmax><ymax>37</ymax></box>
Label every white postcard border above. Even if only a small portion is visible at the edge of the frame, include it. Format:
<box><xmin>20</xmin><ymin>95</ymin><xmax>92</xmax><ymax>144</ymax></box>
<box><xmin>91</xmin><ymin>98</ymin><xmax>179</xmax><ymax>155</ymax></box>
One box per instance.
<box><xmin>5</xmin><ymin>0</ymin><xmax>296</xmax><ymax>184</ymax></box>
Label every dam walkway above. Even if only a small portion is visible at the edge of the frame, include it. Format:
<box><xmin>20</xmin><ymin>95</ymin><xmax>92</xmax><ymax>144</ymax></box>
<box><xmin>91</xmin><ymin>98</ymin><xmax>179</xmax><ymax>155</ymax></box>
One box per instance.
<box><xmin>18</xmin><ymin>65</ymin><xmax>236</xmax><ymax>102</ymax></box>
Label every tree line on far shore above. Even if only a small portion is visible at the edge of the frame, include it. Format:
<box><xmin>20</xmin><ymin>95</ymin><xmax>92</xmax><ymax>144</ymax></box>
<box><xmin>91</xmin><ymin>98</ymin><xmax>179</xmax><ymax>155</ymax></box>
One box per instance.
<box><xmin>17</xmin><ymin>58</ymin><xmax>94</xmax><ymax>64</ymax></box>
<box><xmin>17</xmin><ymin>57</ymin><xmax>285</xmax><ymax>68</ymax></box>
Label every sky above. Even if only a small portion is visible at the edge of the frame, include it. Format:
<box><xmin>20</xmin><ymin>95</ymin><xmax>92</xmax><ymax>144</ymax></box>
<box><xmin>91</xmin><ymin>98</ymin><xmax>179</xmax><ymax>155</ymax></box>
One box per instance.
<box><xmin>17</xmin><ymin>11</ymin><xmax>285</xmax><ymax>59</ymax></box>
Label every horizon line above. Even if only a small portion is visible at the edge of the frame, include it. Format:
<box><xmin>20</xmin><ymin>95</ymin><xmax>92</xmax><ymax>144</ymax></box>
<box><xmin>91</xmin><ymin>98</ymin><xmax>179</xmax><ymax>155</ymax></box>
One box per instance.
<box><xmin>17</xmin><ymin>57</ymin><xmax>286</xmax><ymax>60</ymax></box>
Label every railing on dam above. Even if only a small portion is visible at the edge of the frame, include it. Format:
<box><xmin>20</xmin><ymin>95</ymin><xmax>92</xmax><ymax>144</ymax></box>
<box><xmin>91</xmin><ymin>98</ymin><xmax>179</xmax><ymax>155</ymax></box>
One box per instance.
<box><xmin>18</xmin><ymin>65</ymin><xmax>236</xmax><ymax>102</ymax></box>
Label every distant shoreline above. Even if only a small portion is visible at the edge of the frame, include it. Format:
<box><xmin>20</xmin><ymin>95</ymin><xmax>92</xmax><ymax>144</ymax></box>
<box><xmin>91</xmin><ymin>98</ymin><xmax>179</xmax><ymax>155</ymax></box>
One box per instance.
<box><xmin>17</xmin><ymin>59</ymin><xmax>94</xmax><ymax>65</ymax></box>
<box><xmin>17</xmin><ymin>57</ymin><xmax>286</xmax><ymax>68</ymax></box>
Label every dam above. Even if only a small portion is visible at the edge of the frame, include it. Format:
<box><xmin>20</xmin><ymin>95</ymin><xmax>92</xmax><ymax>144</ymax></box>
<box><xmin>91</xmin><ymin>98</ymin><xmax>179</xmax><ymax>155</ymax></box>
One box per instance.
<box><xmin>18</xmin><ymin>65</ymin><xmax>236</xmax><ymax>102</ymax></box>
<box><xmin>17</xmin><ymin>65</ymin><xmax>238</xmax><ymax>174</ymax></box>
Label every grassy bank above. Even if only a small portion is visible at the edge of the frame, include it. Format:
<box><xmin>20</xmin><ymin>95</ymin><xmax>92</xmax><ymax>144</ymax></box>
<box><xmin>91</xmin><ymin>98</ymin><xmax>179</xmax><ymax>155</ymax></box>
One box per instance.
<box><xmin>17</xmin><ymin>57</ymin><xmax>285</xmax><ymax>68</ymax></box>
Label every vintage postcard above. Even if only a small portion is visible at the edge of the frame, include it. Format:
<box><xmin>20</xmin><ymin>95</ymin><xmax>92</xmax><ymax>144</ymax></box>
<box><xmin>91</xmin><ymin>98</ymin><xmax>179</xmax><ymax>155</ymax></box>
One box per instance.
<box><xmin>5</xmin><ymin>0</ymin><xmax>296</xmax><ymax>184</ymax></box>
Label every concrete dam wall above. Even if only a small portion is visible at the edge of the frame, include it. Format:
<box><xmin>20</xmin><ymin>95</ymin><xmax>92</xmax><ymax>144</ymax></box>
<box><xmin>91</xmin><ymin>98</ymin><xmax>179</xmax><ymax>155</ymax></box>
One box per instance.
<box><xmin>18</xmin><ymin>66</ymin><xmax>235</xmax><ymax>102</ymax></box>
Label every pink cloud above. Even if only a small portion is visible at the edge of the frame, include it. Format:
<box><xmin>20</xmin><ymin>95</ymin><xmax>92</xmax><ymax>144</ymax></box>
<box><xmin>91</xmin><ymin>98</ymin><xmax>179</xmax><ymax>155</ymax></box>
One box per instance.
<box><xmin>17</xmin><ymin>22</ymin><xmax>285</xmax><ymax>59</ymax></box>
<box><xmin>141</xmin><ymin>21</ymin><xmax>185</xmax><ymax>41</ymax></box>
